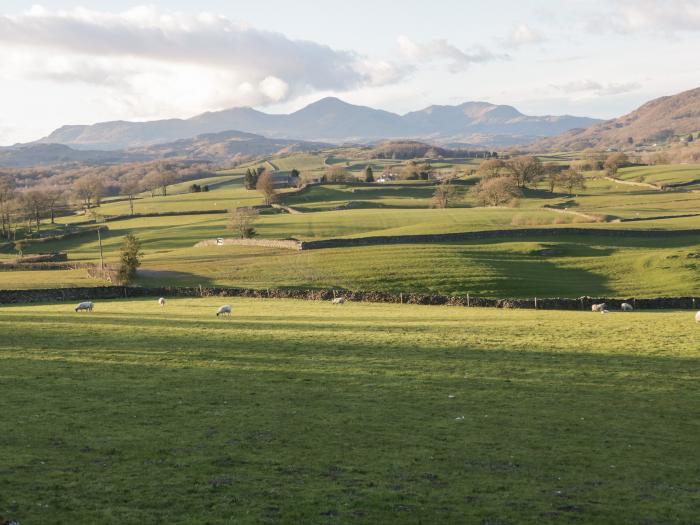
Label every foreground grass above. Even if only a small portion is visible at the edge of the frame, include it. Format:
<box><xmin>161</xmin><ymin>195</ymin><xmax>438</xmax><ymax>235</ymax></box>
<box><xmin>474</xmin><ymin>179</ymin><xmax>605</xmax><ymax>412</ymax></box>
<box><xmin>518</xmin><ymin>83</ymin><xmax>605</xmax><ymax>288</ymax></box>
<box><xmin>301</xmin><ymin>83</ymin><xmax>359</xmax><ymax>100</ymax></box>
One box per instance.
<box><xmin>0</xmin><ymin>299</ymin><xmax>698</xmax><ymax>523</ymax></box>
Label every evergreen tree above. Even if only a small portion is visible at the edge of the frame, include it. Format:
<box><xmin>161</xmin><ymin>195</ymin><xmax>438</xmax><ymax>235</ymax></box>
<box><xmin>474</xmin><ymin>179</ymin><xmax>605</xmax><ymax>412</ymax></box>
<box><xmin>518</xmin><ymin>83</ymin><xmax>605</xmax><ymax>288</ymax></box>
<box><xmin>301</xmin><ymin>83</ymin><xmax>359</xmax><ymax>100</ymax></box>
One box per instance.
<box><xmin>244</xmin><ymin>168</ymin><xmax>259</xmax><ymax>190</ymax></box>
<box><xmin>117</xmin><ymin>234</ymin><xmax>143</xmax><ymax>285</ymax></box>
<box><xmin>364</xmin><ymin>165</ymin><xmax>374</xmax><ymax>183</ymax></box>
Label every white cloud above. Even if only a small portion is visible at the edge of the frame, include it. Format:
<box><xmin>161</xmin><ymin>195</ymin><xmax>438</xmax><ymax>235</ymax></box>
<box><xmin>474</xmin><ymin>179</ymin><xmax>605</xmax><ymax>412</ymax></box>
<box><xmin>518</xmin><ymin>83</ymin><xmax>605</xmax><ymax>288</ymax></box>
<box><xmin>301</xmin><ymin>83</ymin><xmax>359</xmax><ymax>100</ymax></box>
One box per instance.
<box><xmin>505</xmin><ymin>24</ymin><xmax>546</xmax><ymax>47</ymax></box>
<box><xmin>590</xmin><ymin>0</ymin><xmax>700</xmax><ymax>34</ymax></box>
<box><xmin>0</xmin><ymin>5</ymin><xmax>406</xmax><ymax>116</ymax></box>
<box><xmin>551</xmin><ymin>79</ymin><xmax>641</xmax><ymax>97</ymax></box>
<box><xmin>397</xmin><ymin>35</ymin><xmax>505</xmax><ymax>72</ymax></box>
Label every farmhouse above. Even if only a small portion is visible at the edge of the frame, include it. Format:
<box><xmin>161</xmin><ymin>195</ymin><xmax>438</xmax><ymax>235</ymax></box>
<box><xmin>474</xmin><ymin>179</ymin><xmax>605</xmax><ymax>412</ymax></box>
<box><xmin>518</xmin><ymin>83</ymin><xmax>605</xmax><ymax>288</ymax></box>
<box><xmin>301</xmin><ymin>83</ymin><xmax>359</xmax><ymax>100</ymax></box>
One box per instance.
<box><xmin>270</xmin><ymin>172</ymin><xmax>299</xmax><ymax>188</ymax></box>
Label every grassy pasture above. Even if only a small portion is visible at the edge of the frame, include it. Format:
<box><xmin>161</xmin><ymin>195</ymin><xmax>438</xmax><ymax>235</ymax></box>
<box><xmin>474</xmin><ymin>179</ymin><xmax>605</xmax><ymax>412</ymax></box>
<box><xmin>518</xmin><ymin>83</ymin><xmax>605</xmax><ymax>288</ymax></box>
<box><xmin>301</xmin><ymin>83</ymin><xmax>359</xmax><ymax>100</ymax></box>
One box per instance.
<box><xmin>0</xmin><ymin>298</ymin><xmax>697</xmax><ymax>524</ymax></box>
<box><xmin>616</xmin><ymin>164</ymin><xmax>700</xmax><ymax>186</ymax></box>
<box><xmin>134</xmin><ymin>235</ymin><xmax>700</xmax><ymax>298</ymax></box>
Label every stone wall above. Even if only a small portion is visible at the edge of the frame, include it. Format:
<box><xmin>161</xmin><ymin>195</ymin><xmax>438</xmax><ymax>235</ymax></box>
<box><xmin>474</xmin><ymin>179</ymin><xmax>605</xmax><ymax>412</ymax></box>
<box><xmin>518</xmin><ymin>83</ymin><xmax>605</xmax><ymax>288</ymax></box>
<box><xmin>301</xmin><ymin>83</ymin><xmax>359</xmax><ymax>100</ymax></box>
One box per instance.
<box><xmin>0</xmin><ymin>285</ymin><xmax>697</xmax><ymax>311</ymax></box>
<box><xmin>193</xmin><ymin>238</ymin><xmax>302</xmax><ymax>250</ymax></box>
<box><xmin>299</xmin><ymin>227</ymin><xmax>700</xmax><ymax>250</ymax></box>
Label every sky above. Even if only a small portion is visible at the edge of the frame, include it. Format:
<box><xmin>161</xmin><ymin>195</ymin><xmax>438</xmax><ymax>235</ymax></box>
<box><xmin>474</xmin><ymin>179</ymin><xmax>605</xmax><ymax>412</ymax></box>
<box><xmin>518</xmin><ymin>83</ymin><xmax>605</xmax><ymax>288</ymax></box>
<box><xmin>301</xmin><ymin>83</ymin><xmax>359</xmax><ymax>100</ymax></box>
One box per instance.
<box><xmin>1</xmin><ymin>0</ymin><xmax>700</xmax><ymax>145</ymax></box>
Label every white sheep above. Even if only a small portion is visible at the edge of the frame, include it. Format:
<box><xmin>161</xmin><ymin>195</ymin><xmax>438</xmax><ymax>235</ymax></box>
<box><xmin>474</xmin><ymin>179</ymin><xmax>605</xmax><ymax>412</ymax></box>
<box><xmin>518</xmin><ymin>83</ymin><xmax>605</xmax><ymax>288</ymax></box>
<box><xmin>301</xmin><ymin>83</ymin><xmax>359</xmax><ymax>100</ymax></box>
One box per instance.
<box><xmin>158</xmin><ymin>297</ymin><xmax>166</xmax><ymax>307</ymax></box>
<box><xmin>601</xmin><ymin>309</ymin><xmax>610</xmax><ymax>314</ymax></box>
<box><xmin>695</xmin><ymin>311</ymin><xmax>700</xmax><ymax>323</ymax></box>
<box><xmin>591</xmin><ymin>303</ymin><xmax>607</xmax><ymax>312</ymax></box>
<box><xmin>216</xmin><ymin>304</ymin><xmax>232</xmax><ymax>317</ymax></box>
<box><xmin>75</xmin><ymin>301</ymin><xmax>94</xmax><ymax>312</ymax></box>
<box><xmin>331</xmin><ymin>297</ymin><xmax>346</xmax><ymax>305</ymax></box>
<box><xmin>621</xmin><ymin>303</ymin><xmax>633</xmax><ymax>312</ymax></box>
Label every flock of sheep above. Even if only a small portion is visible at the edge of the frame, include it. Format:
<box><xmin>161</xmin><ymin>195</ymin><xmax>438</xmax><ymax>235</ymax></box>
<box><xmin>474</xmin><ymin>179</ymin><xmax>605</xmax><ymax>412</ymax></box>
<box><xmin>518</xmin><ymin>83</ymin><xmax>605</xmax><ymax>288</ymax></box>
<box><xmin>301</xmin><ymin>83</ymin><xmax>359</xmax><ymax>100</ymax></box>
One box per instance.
<box><xmin>74</xmin><ymin>298</ymin><xmax>700</xmax><ymax>321</ymax></box>
<box><xmin>591</xmin><ymin>302</ymin><xmax>633</xmax><ymax>314</ymax></box>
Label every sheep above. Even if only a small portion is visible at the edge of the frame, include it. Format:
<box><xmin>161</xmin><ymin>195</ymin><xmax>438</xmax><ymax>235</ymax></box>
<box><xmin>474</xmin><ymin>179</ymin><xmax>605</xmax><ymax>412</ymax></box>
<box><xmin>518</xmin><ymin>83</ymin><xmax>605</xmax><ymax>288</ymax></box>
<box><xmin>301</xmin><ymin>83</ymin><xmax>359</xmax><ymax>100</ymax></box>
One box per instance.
<box><xmin>601</xmin><ymin>309</ymin><xmax>610</xmax><ymax>314</ymax></box>
<box><xmin>331</xmin><ymin>297</ymin><xmax>346</xmax><ymax>305</ymax></box>
<box><xmin>158</xmin><ymin>297</ymin><xmax>166</xmax><ymax>307</ymax></box>
<box><xmin>591</xmin><ymin>303</ymin><xmax>607</xmax><ymax>312</ymax></box>
<box><xmin>216</xmin><ymin>305</ymin><xmax>232</xmax><ymax>317</ymax></box>
<box><xmin>696</xmin><ymin>311</ymin><xmax>700</xmax><ymax>323</ymax></box>
<box><xmin>621</xmin><ymin>302</ymin><xmax>633</xmax><ymax>312</ymax></box>
<box><xmin>75</xmin><ymin>301</ymin><xmax>94</xmax><ymax>313</ymax></box>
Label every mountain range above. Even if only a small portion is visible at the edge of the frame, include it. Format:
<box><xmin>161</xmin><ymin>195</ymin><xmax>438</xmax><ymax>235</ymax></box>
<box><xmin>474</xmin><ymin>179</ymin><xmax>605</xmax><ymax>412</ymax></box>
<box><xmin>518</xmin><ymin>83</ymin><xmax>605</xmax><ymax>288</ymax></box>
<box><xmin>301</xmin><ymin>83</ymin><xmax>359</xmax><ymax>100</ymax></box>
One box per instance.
<box><xmin>33</xmin><ymin>97</ymin><xmax>600</xmax><ymax>151</ymax></box>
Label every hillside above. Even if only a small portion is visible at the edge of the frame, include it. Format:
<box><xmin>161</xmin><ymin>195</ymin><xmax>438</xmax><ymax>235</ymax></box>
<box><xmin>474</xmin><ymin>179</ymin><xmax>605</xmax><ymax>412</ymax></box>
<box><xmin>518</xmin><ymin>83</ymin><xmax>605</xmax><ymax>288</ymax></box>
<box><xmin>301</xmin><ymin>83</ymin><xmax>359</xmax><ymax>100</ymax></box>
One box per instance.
<box><xmin>33</xmin><ymin>97</ymin><xmax>600</xmax><ymax>150</ymax></box>
<box><xmin>533</xmin><ymin>87</ymin><xmax>700</xmax><ymax>151</ymax></box>
<box><xmin>0</xmin><ymin>131</ymin><xmax>329</xmax><ymax>168</ymax></box>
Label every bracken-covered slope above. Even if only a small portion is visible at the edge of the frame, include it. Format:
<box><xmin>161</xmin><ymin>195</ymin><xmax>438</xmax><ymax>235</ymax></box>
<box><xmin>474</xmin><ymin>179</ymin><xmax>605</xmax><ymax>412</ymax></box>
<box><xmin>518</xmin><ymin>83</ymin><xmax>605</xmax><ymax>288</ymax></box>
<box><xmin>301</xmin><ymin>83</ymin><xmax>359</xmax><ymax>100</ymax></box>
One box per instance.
<box><xmin>532</xmin><ymin>87</ymin><xmax>700</xmax><ymax>151</ymax></box>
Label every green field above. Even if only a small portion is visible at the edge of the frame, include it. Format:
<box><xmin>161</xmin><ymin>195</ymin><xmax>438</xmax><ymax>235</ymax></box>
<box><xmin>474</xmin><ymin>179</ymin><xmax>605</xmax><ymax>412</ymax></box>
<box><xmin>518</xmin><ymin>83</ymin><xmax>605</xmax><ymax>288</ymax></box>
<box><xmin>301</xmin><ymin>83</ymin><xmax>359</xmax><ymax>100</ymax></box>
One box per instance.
<box><xmin>4</xmin><ymin>156</ymin><xmax>700</xmax><ymax>297</ymax></box>
<box><xmin>1</xmin><ymin>298</ymin><xmax>698</xmax><ymax>523</ymax></box>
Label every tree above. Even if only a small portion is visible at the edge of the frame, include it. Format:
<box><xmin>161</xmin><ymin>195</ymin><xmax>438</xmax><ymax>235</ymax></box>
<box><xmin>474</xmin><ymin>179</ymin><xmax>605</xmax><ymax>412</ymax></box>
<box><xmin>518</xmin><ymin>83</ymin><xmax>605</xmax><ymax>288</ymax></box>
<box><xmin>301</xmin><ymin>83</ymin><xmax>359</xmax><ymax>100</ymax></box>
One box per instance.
<box><xmin>120</xmin><ymin>176</ymin><xmax>141</xmax><ymax>216</ymax></box>
<box><xmin>603</xmin><ymin>152</ymin><xmax>629</xmax><ymax>176</ymax></box>
<box><xmin>256</xmin><ymin>171</ymin><xmax>278</xmax><ymax>205</ymax></box>
<box><xmin>14</xmin><ymin>240</ymin><xmax>28</xmax><ymax>258</ymax></box>
<box><xmin>244</xmin><ymin>168</ymin><xmax>259</xmax><ymax>190</ymax></box>
<box><xmin>558</xmin><ymin>168</ymin><xmax>586</xmax><ymax>196</ymax></box>
<box><xmin>40</xmin><ymin>185</ymin><xmax>65</xmax><ymax>224</ymax></box>
<box><xmin>0</xmin><ymin>176</ymin><xmax>16</xmax><ymax>240</ymax></box>
<box><xmin>117</xmin><ymin>233</ymin><xmax>143</xmax><ymax>285</ymax></box>
<box><xmin>473</xmin><ymin>176</ymin><xmax>522</xmax><ymax>206</ymax></box>
<box><xmin>228</xmin><ymin>207</ymin><xmax>259</xmax><ymax>238</ymax></box>
<box><xmin>19</xmin><ymin>189</ymin><xmax>49</xmax><ymax>232</ymax></box>
<box><xmin>478</xmin><ymin>158</ymin><xmax>506</xmax><ymax>179</ymax></box>
<box><xmin>364</xmin><ymin>165</ymin><xmax>374</xmax><ymax>183</ymax></box>
<box><xmin>688</xmin><ymin>134</ymin><xmax>694</xmax><ymax>143</ymax></box>
<box><xmin>155</xmin><ymin>170</ymin><xmax>176</xmax><ymax>196</ymax></box>
<box><xmin>401</xmin><ymin>161</ymin><xmax>421</xmax><ymax>180</ymax></box>
<box><xmin>73</xmin><ymin>174</ymin><xmax>104</xmax><ymax>210</ymax></box>
<box><xmin>432</xmin><ymin>182</ymin><xmax>460</xmax><ymax>208</ymax></box>
<box><xmin>505</xmin><ymin>156</ymin><xmax>544</xmax><ymax>188</ymax></box>
<box><xmin>543</xmin><ymin>163</ymin><xmax>561</xmax><ymax>193</ymax></box>
<box><xmin>325</xmin><ymin>166</ymin><xmax>349</xmax><ymax>183</ymax></box>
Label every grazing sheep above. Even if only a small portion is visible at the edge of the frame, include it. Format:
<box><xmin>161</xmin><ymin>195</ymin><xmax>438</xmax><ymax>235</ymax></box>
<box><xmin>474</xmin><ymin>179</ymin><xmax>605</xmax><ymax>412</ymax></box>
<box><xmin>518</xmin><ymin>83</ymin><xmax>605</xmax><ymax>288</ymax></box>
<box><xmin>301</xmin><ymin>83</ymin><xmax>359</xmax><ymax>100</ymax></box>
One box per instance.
<box><xmin>75</xmin><ymin>301</ymin><xmax>94</xmax><ymax>312</ymax></box>
<box><xmin>621</xmin><ymin>302</ymin><xmax>633</xmax><ymax>312</ymax></box>
<box><xmin>696</xmin><ymin>311</ymin><xmax>700</xmax><ymax>323</ymax></box>
<box><xmin>601</xmin><ymin>309</ymin><xmax>610</xmax><ymax>314</ymax></box>
<box><xmin>216</xmin><ymin>305</ymin><xmax>232</xmax><ymax>317</ymax></box>
<box><xmin>591</xmin><ymin>303</ymin><xmax>607</xmax><ymax>312</ymax></box>
<box><xmin>158</xmin><ymin>297</ymin><xmax>166</xmax><ymax>307</ymax></box>
<box><xmin>331</xmin><ymin>297</ymin><xmax>346</xmax><ymax>305</ymax></box>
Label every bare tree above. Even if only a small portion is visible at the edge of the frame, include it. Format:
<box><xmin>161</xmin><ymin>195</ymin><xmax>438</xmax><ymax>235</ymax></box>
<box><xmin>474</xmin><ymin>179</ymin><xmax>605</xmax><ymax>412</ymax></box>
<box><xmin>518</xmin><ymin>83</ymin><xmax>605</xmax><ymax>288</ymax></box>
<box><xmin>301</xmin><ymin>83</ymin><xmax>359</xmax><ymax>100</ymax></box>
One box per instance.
<box><xmin>120</xmin><ymin>176</ymin><xmax>141</xmax><ymax>215</ymax></box>
<box><xmin>142</xmin><ymin>172</ymin><xmax>161</xmax><ymax>197</ymax></box>
<box><xmin>604</xmin><ymin>152</ymin><xmax>629</xmax><ymax>176</ymax></box>
<box><xmin>505</xmin><ymin>156</ymin><xmax>544</xmax><ymax>188</ymax></box>
<box><xmin>478</xmin><ymin>158</ymin><xmax>506</xmax><ymax>179</ymax></box>
<box><xmin>228</xmin><ymin>207</ymin><xmax>259</xmax><ymax>238</ymax></box>
<box><xmin>19</xmin><ymin>189</ymin><xmax>49</xmax><ymax>232</ymax></box>
<box><xmin>256</xmin><ymin>171</ymin><xmax>278</xmax><ymax>205</ymax></box>
<box><xmin>40</xmin><ymin>185</ymin><xmax>66</xmax><ymax>224</ymax></box>
<box><xmin>155</xmin><ymin>170</ymin><xmax>177</xmax><ymax>196</ymax></box>
<box><xmin>325</xmin><ymin>165</ymin><xmax>350</xmax><ymax>183</ymax></box>
<box><xmin>473</xmin><ymin>176</ymin><xmax>522</xmax><ymax>206</ymax></box>
<box><xmin>0</xmin><ymin>176</ymin><xmax>16</xmax><ymax>240</ymax></box>
<box><xmin>558</xmin><ymin>168</ymin><xmax>586</xmax><ymax>196</ymax></box>
<box><xmin>73</xmin><ymin>174</ymin><xmax>104</xmax><ymax>210</ymax></box>
<box><xmin>432</xmin><ymin>182</ymin><xmax>460</xmax><ymax>208</ymax></box>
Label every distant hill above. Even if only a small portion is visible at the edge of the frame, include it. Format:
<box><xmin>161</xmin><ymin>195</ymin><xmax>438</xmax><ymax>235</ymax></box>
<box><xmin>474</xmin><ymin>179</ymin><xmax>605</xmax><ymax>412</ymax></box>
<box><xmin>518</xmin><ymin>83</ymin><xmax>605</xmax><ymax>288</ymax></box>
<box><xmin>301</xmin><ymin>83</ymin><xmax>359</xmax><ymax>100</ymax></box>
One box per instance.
<box><xmin>532</xmin><ymin>87</ymin><xmax>700</xmax><ymax>151</ymax></box>
<box><xmin>33</xmin><ymin>97</ymin><xmax>600</xmax><ymax>150</ymax></box>
<box><xmin>0</xmin><ymin>143</ymin><xmax>146</xmax><ymax>168</ymax></box>
<box><xmin>138</xmin><ymin>130</ymin><xmax>329</xmax><ymax>164</ymax></box>
<box><xmin>0</xmin><ymin>131</ymin><xmax>329</xmax><ymax>168</ymax></box>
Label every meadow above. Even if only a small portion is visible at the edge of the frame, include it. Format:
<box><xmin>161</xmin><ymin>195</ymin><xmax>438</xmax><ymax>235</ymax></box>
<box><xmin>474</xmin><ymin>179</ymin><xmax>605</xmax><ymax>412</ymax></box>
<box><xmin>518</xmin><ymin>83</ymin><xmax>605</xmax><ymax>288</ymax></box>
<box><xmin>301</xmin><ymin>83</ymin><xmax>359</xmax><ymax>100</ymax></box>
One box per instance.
<box><xmin>1</xmin><ymin>298</ymin><xmax>698</xmax><ymax>524</ymax></box>
<box><xmin>3</xmin><ymin>154</ymin><xmax>700</xmax><ymax>297</ymax></box>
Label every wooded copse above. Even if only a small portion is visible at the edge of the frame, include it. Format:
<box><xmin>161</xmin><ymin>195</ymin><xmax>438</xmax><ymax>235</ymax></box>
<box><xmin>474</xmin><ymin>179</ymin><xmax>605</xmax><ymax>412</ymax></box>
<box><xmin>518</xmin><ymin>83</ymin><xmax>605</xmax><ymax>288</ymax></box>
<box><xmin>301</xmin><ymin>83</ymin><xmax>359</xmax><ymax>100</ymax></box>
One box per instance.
<box><xmin>0</xmin><ymin>160</ymin><xmax>215</xmax><ymax>240</ymax></box>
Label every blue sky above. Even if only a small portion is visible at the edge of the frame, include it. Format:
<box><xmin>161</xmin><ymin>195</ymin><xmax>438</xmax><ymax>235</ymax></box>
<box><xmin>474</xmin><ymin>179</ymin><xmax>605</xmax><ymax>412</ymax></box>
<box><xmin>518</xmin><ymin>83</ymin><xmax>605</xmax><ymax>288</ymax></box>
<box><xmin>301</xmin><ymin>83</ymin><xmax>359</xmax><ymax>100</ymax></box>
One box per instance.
<box><xmin>1</xmin><ymin>0</ymin><xmax>699</xmax><ymax>144</ymax></box>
